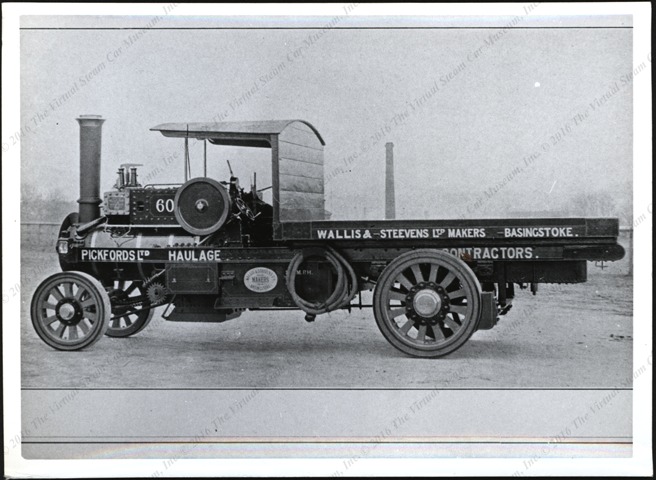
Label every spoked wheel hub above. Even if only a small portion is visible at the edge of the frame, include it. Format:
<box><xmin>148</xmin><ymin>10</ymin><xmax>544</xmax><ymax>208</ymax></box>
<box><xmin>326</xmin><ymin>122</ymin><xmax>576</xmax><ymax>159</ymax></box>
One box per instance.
<box><xmin>55</xmin><ymin>298</ymin><xmax>84</xmax><ymax>325</ymax></box>
<box><xmin>405</xmin><ymin>282</ymin><xmax>449</xmax><ymax>325</ymax></box>
<box><xmin>107</xmin><ymin>289</ymin><xmax>131</xmax><ymax>316</ymax></box>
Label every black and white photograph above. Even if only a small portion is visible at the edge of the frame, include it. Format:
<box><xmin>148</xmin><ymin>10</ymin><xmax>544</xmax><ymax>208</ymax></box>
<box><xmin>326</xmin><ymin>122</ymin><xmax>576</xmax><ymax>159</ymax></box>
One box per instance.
<box><xmin>3</xmin><ymin>3</ymin><xmax>652</xmax><ymax>477</ymax></box>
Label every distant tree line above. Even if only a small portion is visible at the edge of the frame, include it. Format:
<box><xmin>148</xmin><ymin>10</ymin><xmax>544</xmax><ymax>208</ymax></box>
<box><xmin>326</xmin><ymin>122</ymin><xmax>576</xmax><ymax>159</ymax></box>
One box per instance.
<box><xmin>564</xmin><ymin>191</ymin><xmax>632</xmax><ymax>227</ymax></box>
<box><xmin>21</xmin><ymin>184</ymin><xmax>77</xmax><ymax>223</ymax></box>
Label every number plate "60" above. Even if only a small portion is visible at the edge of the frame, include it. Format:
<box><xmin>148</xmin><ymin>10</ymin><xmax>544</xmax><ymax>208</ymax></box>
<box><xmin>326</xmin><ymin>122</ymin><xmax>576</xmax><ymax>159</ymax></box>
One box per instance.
<box><xmin>155</xmin><ymin>198</ymin><xmax>175</xmax><ymax>213</ymax></box>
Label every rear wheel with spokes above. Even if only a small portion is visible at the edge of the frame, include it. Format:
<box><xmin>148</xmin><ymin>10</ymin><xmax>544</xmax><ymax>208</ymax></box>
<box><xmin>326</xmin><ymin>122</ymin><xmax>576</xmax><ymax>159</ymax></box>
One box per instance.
<box><xmin>373</xmin><ymin>249</ymin><xmax>482</xmax><ymax>358</ymax></box>
<box><xmin>105</xmin><ymin>280</ymin><xmax>155</xmax><ymax>337</ymax></box>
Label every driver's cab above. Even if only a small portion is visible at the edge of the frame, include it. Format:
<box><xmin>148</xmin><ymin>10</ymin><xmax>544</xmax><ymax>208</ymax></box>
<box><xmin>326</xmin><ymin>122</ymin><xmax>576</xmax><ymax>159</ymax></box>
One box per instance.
<box><xmin>221</xmin><ymin>160</ymin><xmax>274</xmax><ymax>245</ymax></box>
<box><xmin>150</xmin><ymin>120</ymin><xmax>326</xmax><ymax>244</ymax></box>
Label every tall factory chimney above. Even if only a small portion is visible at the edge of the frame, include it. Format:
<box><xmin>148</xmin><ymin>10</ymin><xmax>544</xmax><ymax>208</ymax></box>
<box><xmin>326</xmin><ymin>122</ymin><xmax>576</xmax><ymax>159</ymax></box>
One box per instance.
<box><xmin>385</xmin><ymin>142</ymin><xmax>395</xmax><ymax>220</ymax></box>
<box><xmin>76</xmin><ymin>115</ymin><xmax>105</xmax><ymax>223</ymax></box>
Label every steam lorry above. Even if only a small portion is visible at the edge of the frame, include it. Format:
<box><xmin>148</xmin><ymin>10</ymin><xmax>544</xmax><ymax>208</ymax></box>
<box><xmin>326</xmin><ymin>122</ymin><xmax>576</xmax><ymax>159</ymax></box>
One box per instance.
<box><xmin>30</xmin><ymin>116</ymin><xmax>625</xmax><ymax>357</ymax></box>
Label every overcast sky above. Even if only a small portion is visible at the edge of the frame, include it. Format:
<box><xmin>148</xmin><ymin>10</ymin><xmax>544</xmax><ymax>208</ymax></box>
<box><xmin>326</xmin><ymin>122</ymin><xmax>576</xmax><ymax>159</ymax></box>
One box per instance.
<box><xmin>18</xmin><ymin>12</ymin><xmax>636</xmax><ymax>220</ymax></box>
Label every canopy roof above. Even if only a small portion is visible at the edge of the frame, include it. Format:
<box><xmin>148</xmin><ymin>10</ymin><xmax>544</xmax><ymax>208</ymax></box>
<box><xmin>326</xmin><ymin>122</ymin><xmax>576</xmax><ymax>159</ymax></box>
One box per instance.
<box><xmin>151</xmin><ymin>120</ymin><xmax>325</xmax><ymax>148</ymax></box>
<box><xmin>151</xmin><ymin>119</ymin><xmax>327</xmax><ymax>226</ymax></box>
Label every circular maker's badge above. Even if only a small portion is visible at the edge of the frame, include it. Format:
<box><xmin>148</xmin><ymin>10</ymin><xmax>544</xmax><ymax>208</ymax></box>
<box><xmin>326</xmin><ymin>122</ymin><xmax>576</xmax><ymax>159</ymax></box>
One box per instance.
<box><xmin>243</xmin><ymin>267</ymin><xmax>278</xmax><ymax>293</ymax></box>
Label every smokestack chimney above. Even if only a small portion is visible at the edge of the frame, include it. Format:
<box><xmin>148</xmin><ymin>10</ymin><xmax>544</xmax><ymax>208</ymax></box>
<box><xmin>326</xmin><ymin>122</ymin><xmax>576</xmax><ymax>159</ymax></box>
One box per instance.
<box><xmin>385</xmin><ymin>142</ymin><xmax>395</xmax><ymax>220</ymax></box>
<box><xmin>76</xmin><ymin>115</ymin><xmax>105</xmax><ymax>223</ymax></box>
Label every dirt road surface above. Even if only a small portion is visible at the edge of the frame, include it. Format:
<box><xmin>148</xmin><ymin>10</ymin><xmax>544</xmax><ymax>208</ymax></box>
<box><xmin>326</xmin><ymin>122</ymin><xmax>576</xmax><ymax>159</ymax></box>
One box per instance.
<box><xmin>19</xmin><ymin>237</ymin><xmax>632</xmax><ymax>389</ymax></box>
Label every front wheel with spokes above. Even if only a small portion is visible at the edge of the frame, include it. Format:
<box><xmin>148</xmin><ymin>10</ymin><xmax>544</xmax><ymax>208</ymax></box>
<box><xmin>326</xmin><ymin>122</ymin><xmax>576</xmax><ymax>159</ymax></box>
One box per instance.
<box><xmin>31</xmin><ymin>271</ymin><xmax>111</xmax><ymax>351</ymax></box>
<box><xmin>373</xmin><ymin>249</ymin><xmax>482</xmax><ymax>358</ymax></box>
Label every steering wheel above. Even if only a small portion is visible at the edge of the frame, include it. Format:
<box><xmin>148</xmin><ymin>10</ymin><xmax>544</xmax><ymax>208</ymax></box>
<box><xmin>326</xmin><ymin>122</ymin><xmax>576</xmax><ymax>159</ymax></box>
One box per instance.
<box><xmin>234</xmin><ymin>197</ymin><xmax>256</xmax><ymax>221</ymax></box>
